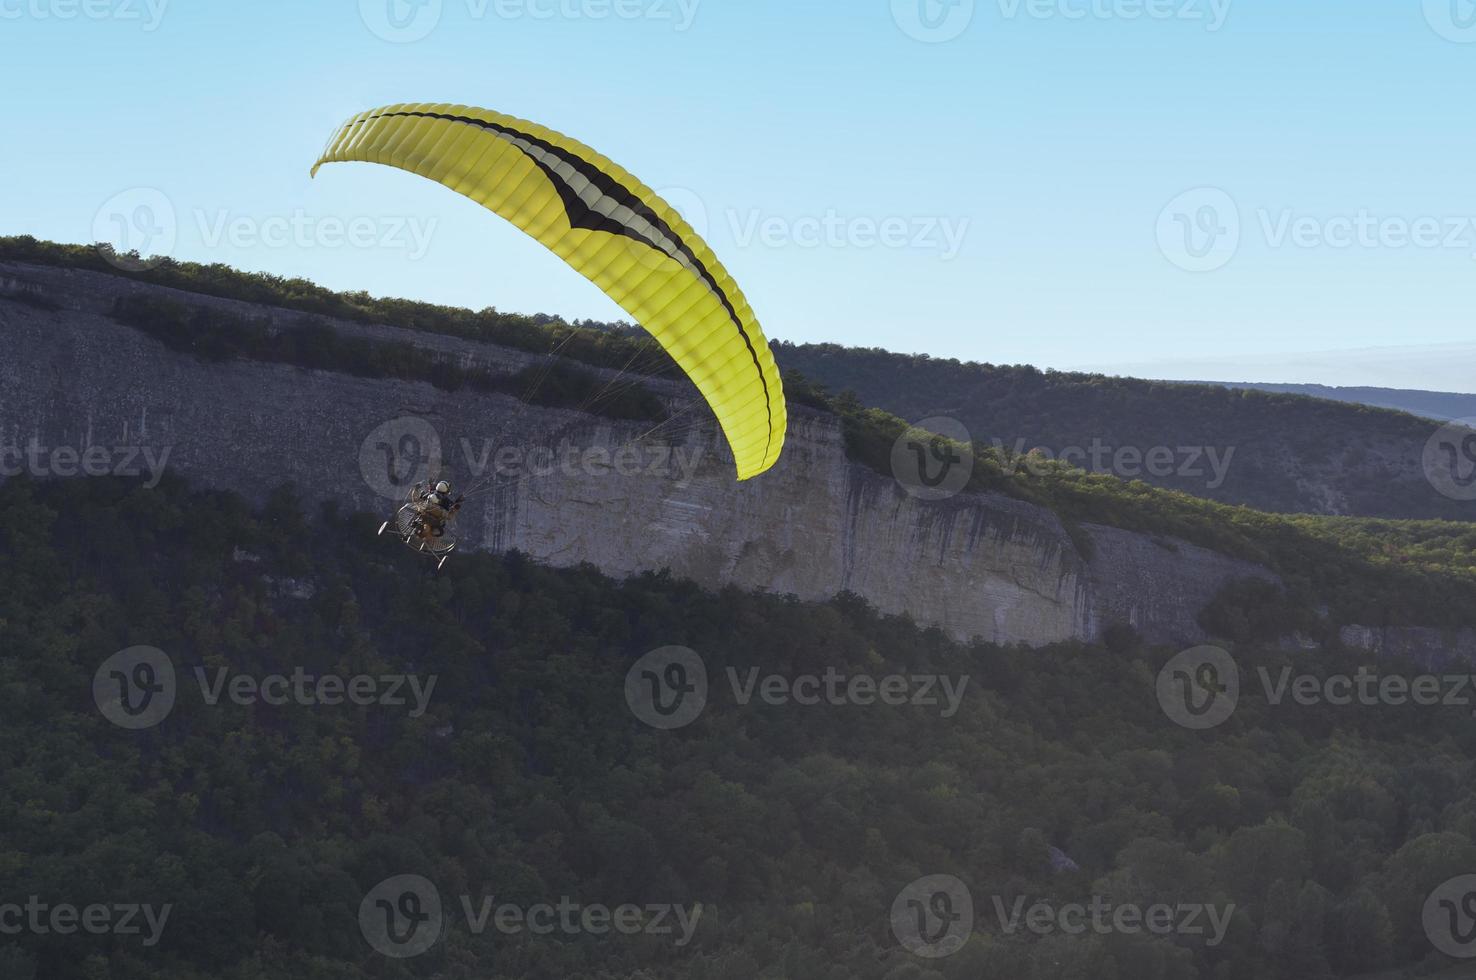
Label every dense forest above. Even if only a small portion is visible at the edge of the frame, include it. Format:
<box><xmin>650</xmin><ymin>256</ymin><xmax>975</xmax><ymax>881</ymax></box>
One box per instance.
<box><xmin>775</xmin><ymin>343</ymin><xmax>1467</xmax><ymax>522</ymax></box>
<box><xmin>3</xmin><ymin>475</ymin><xmax>1476</xmax><ymax>978</ymax></box>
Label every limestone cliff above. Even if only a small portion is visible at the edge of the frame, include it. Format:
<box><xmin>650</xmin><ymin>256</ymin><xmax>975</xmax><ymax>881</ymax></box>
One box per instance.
<box><xmin>0</xmin><ymin>260</ymin><xmax>1275</xmax><ymax>646</ymax></box>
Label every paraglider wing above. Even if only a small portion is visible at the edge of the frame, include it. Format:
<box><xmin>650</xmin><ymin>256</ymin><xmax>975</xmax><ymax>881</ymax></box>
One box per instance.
<box><xmin>311</xmin><ymin>103</ymin><xmax>786</xmax><ymax>480</ymax></box>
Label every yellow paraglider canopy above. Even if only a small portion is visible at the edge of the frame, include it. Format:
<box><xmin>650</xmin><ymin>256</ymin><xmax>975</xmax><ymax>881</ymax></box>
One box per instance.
<box><xmin>312</xmin><ymin>103</ymin><xmax>786</xmax><ymax>480</ymax></box>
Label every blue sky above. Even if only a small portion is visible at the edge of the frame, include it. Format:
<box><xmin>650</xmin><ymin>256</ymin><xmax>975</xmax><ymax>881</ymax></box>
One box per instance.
<box><xmin>4</xmin><ymin>0</ymin><xmax>1474</xmax><ymax>389</ymax></box>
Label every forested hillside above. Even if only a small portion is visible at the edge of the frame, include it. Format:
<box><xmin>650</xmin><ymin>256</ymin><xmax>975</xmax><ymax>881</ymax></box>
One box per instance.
<box><xmin>776</xmin><ymin>343</ymin><xmax>1469</xmax><ymax>521</ymax></box>
<box><xmin>4</xmin><ymin>475</ymin><xmax>1476</xmax><ymax>978</ymax></box>
<box><xmin>10</xmin><ymin>236</ymin><xmax>1470</xmax><ymax>526</ymax></box>
<box><xmin>1180</xmin><ymin>382</ymin><xmax>1476</xmax><ymax>424</ymax></box>
<box><xmin>4</xmin><ymin>237</ymin><xmax>1476</xmax><ymax>638</ymax></box>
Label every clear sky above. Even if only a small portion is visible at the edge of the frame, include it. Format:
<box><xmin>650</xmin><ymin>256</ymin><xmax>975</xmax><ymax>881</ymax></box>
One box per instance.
<box><xmin>3</xmin><ymin>0</ymin><xmax>1473</xmax><ymax>389</ymax></box>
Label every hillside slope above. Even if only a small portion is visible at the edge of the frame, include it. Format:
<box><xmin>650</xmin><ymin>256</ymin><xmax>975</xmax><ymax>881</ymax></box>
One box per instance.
<box><xmin>1</xmin><ymin>241</ymin><xmax>1474</xmax><ymax>655</ymax></box>
<box><xmin>776</xmin><ymin>343</ymin><xmax>1468</xmax><ymax>520</ymax></box>
<box><xmin>1182</xmin><ymin>381</ymin><xmax>1476</xmax><ymax>423</ymax></box>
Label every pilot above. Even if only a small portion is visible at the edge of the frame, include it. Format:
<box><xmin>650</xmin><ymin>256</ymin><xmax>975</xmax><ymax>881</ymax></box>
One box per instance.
<box><xmin>417</xmin><ymin>481</ymin><xmax>462</xmax><ymax>537</ymax></box>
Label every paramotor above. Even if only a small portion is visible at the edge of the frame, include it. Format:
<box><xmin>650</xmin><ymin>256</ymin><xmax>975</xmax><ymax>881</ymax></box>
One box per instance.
<box><xmin>378</xmin><ymin>483</ymin><xmax>461</xmax><ymax>570</ymax></box>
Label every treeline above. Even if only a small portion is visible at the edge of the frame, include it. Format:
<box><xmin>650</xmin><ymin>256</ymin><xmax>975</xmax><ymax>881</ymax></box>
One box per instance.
<box><xmin>110</xmin><ymin>294</ymin><xmax>665</xmax><ymax>422</ymax></box>
<box><xmin>0</xmin><ymin>236</ymin><xmax>683</xmax><ymax>380</ymax></box>
<box><xmin>774</xmin><ymin>342</ymin><xmax>1466</xmax><ymax>521</ymax></box>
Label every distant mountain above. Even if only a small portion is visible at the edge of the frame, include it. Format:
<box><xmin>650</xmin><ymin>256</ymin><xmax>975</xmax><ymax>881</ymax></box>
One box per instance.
<box><xmin>1180</xmin><ymin>381</ymin><xmax>1476</xmax><ymax>422</ymax></box>
<box><xmin>775</xmin><ymin>342</ymin><xmax>1473</xmax><ymax>520</ymax></box>
<box><xmin>1074</xmin><ymin>341</ymin><xmax>1476</xmax><ymax>395</ymax></box>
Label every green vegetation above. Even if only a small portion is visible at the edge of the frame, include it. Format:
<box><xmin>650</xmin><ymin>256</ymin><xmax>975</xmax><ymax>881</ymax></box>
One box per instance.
<box><xmin>3</xmin><ymin>475</ymin><xmax>1476</xmax><ymax>978</ymax></box>
<box><xmin>108</xmin><ymin>294</ymin><xmax>666</xmax><ymax>422</ymax></box>
<box><xmin>830</xmin><ymin>395</ymin><xmax>1476</xmax><ymax>630</ymax></box>
<box><xmin>775</xmin><ymin>342</ymin><xmax>1467</xmax><ymax>521</ymax></box>
<box><xmin>7</xmin><ymin>238</ymin><xmax>1476</xmax><ymax>629</ymax></box>
<box><xmin>0</xmin><ymin>236</ymin><xmax>683</xmax><ymax>380</ymax></box>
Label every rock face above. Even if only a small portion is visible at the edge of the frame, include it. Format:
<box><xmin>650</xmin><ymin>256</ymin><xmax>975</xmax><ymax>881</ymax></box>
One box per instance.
<box><xmin>1338</xmin><ymin>626</ymin><xmax>1476</xmax><ymax>670</ymax></box>
<box><xmin>0</xmin><ymin>261</ymin><xmax>1276</xmax><ymax>646</ymax></box>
